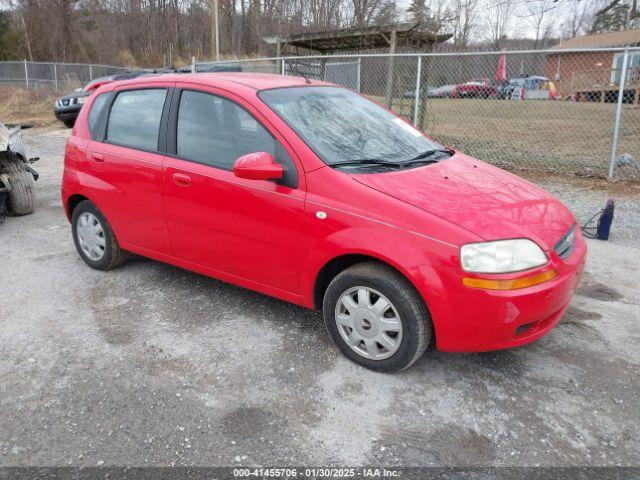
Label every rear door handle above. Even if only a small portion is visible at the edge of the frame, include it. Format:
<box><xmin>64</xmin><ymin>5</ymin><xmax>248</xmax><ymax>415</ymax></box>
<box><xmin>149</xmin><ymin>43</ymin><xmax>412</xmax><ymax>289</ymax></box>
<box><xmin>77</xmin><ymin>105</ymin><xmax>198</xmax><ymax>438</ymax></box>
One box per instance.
<box><xmin>172</xmin><ymin>172</ymin><xmax>191</xmax><ymax>187</ymax></box>
<box><xmin>90</xmin><ymin>152</ymin><xmax>104</xmax><ymax>162</ymax></box>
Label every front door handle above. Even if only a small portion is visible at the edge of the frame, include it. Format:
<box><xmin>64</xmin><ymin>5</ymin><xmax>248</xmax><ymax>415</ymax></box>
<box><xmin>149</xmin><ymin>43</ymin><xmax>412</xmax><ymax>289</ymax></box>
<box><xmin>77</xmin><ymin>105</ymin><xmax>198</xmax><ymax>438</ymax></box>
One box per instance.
<box><xmin>172</xmin><ymin>172</ymin><xmax>191</xmax><ymax>187</ymax></box>
<box><xmin>90</xmin><ymin>152</ymin><xmax>104</xmax><ymax>162</ymax></box>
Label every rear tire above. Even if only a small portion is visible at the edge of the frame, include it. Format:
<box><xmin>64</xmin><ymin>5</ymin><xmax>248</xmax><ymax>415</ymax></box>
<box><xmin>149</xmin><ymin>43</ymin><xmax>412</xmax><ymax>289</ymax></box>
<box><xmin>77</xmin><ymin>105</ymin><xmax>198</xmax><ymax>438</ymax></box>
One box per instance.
<box><xmin>2</xmin><ymin>156</ymin><xmax>34</xmax><ymax>216</ymax></box>
<box><xmin>71</xmin><ymin>200</ymin><xmax>128</xmax><ymax>270</ymax></box>
<box><xmin>322</xmin><ymin>262</ymin><xmax>432</xmax><ymax>372</ymax></box>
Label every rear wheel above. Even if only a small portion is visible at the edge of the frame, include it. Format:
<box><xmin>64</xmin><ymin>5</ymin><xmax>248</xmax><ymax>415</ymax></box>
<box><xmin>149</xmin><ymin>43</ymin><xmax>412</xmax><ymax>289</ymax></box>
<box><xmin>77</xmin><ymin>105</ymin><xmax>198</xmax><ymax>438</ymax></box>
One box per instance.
<box><xmin>1</xmin><ymin>155</ymin><xmax>34</xmax><ymax>216</ymax></box>
<box><xmin>71</xmin><ymin>200</ymin><xmax>127</xmax><ymax>270</ymax></box>
<box><xmin>322</xmin><ymin>262</ymin><xmax>432</xmax><ymax>372</ymax></box>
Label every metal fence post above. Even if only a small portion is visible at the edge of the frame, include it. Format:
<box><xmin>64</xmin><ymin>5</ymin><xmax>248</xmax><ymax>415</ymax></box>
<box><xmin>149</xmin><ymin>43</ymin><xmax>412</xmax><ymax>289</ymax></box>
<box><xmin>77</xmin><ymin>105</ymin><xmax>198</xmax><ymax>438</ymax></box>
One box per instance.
<box><xmin>609</xmin><ymin>48</ymin><xmax>629</xmax><ymax>180</ymax></box>
<box><xmin>24</xmin><ymin>59</ymin><xmax>29</xmax><ymax>89</ymax></box>
<box><xmin>281</xmin><ymin>57</ymin><xmax>286</xmax><ymax>76</ymax></box>
<box><xmin>54</xmin><ymin>63</ymin><xmax>58</xmax><ymax>90</ymax></box>
<box><xmin>357</xmin><ymin>57</ymin><xmax>361</xmax><ymax>93</ymax></box>
<box><xmin>89</xmin><ymin>64</ymin><xmax>93</xmax><ymax>80</ymax></box>
<box><xmin>413</xmin><ymin>56</ymin><xmax>422</xmax><ymax>127</ymax></box>
<box><xmin>191</xmin><ymin>56</ymin><xmax>196</xmax><ymax>73</ymax></box>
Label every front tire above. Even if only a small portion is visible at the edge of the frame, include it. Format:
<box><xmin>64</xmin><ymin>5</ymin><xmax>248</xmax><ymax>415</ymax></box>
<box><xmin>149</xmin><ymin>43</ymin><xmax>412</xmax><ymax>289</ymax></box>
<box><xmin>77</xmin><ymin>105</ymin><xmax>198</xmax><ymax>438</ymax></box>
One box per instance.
<box><xmin>323</xmin><ymin>262</ymin><xmax>432</xmax><ymax>372</ymax></box>
<box><xmin>71</xmin><ymin>200</ymin><xmax>127</xmax><ymax>270</ymax></box>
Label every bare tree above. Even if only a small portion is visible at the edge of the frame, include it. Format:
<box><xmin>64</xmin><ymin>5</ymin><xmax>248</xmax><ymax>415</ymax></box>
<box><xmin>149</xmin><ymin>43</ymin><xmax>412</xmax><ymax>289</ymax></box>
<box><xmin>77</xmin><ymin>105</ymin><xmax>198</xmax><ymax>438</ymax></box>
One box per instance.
<box><xmin>487</xmin><ymin>0</ymin><xmax>512</xmax><ymax>50</ymax></box>
<box><xmin>561</xmin><ymin>0</ymin><xmax>594</xmax><ymax>39</ymax></box>
<box><xmin>449</xmin><ymin>0</ymin><xmax>479</xmax><ymax>48</ymax></box>
<box><xmin>351</xmin><ymin>0</ymin><xmax>383</xmax><ymax>29</ymax></box>
<box><xmin>526</xmin><ymin>0</ymin><xmax>556</xmax><ymax>49</ymax></box>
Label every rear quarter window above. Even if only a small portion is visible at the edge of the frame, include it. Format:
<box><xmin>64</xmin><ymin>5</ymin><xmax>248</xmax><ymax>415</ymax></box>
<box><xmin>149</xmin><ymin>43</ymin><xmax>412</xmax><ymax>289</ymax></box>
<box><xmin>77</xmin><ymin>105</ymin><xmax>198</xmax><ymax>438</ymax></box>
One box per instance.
<box><xmin>88</xmin><ymin>93</ymin><xmax>110</xmax><ymax>140</ymax></box>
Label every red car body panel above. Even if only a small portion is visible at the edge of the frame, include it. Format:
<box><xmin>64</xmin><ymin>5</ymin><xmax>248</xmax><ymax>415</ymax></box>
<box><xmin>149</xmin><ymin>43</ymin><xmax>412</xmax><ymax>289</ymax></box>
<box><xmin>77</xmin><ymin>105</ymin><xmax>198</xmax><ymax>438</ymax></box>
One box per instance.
<box><xmin>351</xmin><ymin>154</ymin><xmax>574</xmax><ymax>249</ymax></box>
<box><xmin>451</xmin><ymin>80</ymin><xmax>499</xmax><ymax>98</ymax></box>
<box><xmin>62</xmin><ymin>73</ymin><xmax>586</xmax><ymax>353</ymax></box>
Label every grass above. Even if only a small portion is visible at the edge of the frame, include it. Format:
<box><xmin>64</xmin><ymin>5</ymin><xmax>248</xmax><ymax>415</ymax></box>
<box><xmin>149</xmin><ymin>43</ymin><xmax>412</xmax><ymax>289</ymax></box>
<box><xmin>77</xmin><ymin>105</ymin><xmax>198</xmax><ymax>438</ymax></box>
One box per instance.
<box><xmin>380</xmin><ymin>97</ymin><xmax>640</xmax><ymax>179</ymax></box>
<box><xmin>0</xmin><ymin>85</ymin><xmax>637</xmax><ymax>179</ymax></box>
<box><xmin>0</xmin><ymin>86</ymin><xmax>60</xmax><ymax>126</ymax></box>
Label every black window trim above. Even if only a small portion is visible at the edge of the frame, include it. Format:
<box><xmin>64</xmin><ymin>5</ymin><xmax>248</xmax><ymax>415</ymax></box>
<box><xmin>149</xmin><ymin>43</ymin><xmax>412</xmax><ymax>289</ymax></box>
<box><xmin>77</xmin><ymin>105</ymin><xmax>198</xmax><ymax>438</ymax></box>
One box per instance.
<box><xmin>166</xmin><ymin>87</ymin><xmax>298</xmax><ymax>189</ymax></box>
<box><xmin>97</xmin><ymin>86</ymin><xmax>174</xmax><ymax>155</ymax></box>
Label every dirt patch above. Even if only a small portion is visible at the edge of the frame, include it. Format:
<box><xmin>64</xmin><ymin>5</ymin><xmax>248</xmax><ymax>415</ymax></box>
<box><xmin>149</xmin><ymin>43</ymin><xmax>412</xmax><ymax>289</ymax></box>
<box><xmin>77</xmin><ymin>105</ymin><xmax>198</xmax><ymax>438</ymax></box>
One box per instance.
<box><xmin>377</xmin><ymin>426</ymin><xmax>496</xmax><ymax>465</ymax></box>
<box><xmin>576</xmin><ymin>278</ymin><xmax>624</xmax><ymax>302</ymax></box>
<box><xmin>561</xmin><ymin>305</ymin><xmax>603</xmax><ymax>323</ymax></box>
<box><xmin>220</xmin><ymin>407</ymin><xmax>285</xmax><ymax>440</ymax></box>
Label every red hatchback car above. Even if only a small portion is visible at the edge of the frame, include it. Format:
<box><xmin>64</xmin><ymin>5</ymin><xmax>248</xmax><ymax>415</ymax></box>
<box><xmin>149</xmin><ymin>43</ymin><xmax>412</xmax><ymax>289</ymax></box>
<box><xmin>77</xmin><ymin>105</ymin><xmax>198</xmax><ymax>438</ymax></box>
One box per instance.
<box><xmin>62</xmin><ymin>73</ymin><xmax>586</xmax><ymax>371</ymax></box>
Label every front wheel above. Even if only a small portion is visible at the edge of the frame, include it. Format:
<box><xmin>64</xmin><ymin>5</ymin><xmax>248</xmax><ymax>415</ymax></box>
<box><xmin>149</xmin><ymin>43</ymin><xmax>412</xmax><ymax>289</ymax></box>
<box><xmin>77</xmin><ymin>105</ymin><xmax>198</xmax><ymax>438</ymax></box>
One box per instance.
<box><xmin>323</xmin><ymin>262</ymin><xmax>432</xmax><ymax>372</ymax></box>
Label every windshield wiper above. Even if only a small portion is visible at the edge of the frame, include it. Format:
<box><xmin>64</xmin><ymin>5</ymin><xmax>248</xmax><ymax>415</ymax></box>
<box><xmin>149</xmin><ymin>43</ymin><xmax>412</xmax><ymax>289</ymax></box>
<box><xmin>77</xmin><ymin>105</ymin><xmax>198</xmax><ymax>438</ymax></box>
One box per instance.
<box><xmin>397</xmin><ymin>148</ymin><xmax>454</xmax><ymax>168</ymax></box>
<box><xmin>329</xmin><ymin>158</ymin><xmax>402</xmax><ymax>169</ymax></box>
<box><xmin>329</xmin><ymin>150</ymin><xmax>453</xmax><ymax>169</ymax></box>
<box><xmin>408</xmin><ymin>148</ymin><xmax>454</xmax><ymax>162</ymax></box>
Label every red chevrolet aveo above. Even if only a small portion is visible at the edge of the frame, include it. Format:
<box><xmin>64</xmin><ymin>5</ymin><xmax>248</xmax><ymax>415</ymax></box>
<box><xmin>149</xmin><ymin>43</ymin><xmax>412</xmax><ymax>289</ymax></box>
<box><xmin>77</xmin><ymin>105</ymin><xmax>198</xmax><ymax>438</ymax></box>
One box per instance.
<box><xmin>62</xmin><ymin>73</ymin><xmax>586</xmax><ymax>371</ymax></box>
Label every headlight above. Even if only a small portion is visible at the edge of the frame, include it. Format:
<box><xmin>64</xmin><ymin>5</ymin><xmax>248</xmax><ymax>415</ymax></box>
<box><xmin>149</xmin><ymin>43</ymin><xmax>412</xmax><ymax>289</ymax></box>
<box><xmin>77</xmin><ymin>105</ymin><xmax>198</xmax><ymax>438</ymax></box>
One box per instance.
<box><xmin>460</xmin><ymin>239</ymin><xmax>547</xmax><ymax>273</ymax></box>
<box><xmin>76</xmin><ymin>96</ymin><xmax>87</xmax><ymax>105</ymax></box>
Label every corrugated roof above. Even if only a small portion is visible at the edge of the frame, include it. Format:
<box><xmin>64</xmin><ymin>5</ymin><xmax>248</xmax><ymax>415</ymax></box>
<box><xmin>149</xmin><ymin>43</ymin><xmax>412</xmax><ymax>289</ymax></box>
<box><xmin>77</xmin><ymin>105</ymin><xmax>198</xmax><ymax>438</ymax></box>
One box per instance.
<box><xmin>264</xmin><ymin>22</ymin><xmax>452</xmax><ymax>52</ymax></box>
<box><xmin>553</xmin><ymin>29</ymin><xmax>640</xmax><ymax>49</ymax></box>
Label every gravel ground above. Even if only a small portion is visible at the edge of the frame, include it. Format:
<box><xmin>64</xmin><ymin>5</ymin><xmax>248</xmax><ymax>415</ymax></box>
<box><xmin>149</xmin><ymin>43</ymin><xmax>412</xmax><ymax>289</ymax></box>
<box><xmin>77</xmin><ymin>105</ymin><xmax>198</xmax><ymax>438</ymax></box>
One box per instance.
<box><xmin>521</xmin><ymin>172</ymin><xmax>640</xmax><ymax>248</ymax></box>
<box><xmin>0</xmin><ymin>127</ymin><xmax>639</xmax><ymax>467</ymax></box>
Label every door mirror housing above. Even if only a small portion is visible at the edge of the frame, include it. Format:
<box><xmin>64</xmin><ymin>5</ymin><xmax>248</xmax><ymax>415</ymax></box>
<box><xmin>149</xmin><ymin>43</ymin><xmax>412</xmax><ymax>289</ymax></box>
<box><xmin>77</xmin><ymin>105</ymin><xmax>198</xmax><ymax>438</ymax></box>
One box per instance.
<box><xmin>233</xmin><ymin>152</ymin><xmax>283</xmax><ymax>181</ymax></box>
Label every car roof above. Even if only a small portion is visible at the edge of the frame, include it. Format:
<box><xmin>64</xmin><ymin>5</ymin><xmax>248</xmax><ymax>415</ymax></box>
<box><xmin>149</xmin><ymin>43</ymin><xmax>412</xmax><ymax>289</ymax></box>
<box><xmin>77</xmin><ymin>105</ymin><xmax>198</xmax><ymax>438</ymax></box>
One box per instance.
<box><xmin>512</xmin><ymin>76</ymin><xmax>549</xmax><ymax>81</ymax></box>
<box><xmin>102</xmin><ymin>72</ymin><xmax>332</xmax><ymax>91</ymax></box>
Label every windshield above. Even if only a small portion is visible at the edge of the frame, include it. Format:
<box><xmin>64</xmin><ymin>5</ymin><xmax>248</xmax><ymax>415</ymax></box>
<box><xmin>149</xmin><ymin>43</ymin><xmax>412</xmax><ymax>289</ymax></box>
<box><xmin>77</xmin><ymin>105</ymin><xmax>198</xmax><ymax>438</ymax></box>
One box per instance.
<box><xmin>259</xmin><ymin>86</ymin><xmax>446</xmax><ymax>167</ymax></box>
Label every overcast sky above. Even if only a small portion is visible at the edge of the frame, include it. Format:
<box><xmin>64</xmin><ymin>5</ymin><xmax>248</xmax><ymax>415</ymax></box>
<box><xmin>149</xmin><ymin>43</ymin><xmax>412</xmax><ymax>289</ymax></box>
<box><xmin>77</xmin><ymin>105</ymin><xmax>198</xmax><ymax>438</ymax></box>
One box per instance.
<box><xmin>396</xmin><ymin>0</ymin><xmax>591</xmax><ymax>41</ymax></box>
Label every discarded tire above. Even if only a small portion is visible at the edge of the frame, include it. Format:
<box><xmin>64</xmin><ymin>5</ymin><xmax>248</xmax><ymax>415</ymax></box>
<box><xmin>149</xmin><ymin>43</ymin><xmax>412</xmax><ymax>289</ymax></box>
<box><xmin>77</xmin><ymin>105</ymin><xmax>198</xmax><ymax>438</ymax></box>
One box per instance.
<box><xmin>1</xmin><ymin>155</ymin><xmax>35</xmax><ymax>216</ymax></box>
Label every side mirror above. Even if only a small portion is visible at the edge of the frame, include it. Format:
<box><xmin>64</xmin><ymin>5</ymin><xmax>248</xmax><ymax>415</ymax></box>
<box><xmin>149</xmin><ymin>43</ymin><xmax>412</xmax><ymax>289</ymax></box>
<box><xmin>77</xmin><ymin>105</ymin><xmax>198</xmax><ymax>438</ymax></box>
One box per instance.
<box><xmin>233</xmin><ymin>152</ymin><xmax>283</xmax><ymax>181</ymax></box>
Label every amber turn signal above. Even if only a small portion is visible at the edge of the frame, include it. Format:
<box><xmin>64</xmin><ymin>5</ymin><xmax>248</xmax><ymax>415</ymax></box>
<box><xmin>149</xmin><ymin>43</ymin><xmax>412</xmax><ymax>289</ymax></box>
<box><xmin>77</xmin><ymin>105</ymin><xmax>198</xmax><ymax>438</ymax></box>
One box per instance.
<box><xmin>463</xmin><ymin>269</ymin><xmax>558</xmax><ymax>290</ymax></box>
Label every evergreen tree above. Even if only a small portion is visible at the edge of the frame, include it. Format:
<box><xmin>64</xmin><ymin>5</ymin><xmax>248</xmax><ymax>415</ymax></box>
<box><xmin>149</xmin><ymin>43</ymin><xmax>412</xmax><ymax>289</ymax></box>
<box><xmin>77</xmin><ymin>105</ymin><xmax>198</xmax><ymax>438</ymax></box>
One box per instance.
<box><xmin>407</xmin><ymin>0</ymin><xmax>432</xmax><ymax>26</ymax></box>
<box><xmin>592</xmin><ymin>0</ymin><xmax>640</xmax><ymax>32</ymax></box>
<box><xmin>374</xmin><ymin>1</ymin><xmax>400</xmax><ymax>25</ymax></box>
<box><xmin>0</xmin><ymin>11</ymin><xmax>20</xmax><ymax>61</ymax></box>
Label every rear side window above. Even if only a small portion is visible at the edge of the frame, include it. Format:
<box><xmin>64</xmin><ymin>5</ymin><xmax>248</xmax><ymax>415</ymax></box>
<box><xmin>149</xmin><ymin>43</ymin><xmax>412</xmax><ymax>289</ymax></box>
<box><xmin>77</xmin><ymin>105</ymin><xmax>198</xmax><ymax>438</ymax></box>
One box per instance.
<box><xmin>107</xmin><ymin>89</ymin><xmax>167</xmax><ymax>151</ymax></box>
<box><xmin>88</xmin><ymin>93</ymin><xmax>109</xmax><ymax>139</ymax></box>
<box><xmin>176</xmin><ymin>90</ymin><xmax>275</xmax><ymax>170</ymax></box>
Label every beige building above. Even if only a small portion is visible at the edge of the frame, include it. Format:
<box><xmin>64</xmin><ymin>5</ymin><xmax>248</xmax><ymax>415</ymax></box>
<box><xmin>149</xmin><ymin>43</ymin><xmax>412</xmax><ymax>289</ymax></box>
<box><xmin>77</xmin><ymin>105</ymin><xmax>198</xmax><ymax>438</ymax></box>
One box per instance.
<box><xmin>544</xmin><ymin>29</ymin><xmax>640</xmax><ymax>103</ymax></box>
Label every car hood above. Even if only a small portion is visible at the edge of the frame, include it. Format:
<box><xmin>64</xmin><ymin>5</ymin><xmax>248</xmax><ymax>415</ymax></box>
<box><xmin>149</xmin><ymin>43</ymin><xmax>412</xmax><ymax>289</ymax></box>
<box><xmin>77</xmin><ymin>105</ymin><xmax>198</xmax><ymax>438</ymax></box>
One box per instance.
<box><xmin>58</xmin><ymin>92</ymin><xmax>88</xmax><ymax>102</ymax></box>
<box><xmin>351</xmin><ymin>153</ymin><xmax>575</xmax><ymax>250</ymax></box>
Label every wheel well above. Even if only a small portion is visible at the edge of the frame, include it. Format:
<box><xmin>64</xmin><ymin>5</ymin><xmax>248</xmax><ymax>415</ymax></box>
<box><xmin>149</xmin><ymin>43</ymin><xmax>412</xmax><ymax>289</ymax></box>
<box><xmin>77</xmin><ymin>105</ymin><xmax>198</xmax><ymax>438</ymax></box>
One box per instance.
<box><xmin>67</xmin><ymin>194</ymin><xmax>89</xmax><ymax>218</ymax></box>
<box><xmin>313</xmin><ymin>254</ymin><xmax>394</xmax><ymax>310</ymax></box>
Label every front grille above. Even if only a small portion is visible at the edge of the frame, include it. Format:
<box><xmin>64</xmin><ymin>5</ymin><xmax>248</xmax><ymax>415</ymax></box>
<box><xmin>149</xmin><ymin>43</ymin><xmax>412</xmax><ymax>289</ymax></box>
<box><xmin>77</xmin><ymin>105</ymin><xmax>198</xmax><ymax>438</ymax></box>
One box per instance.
<box><xmin>62</xmin><ymin>99</ymin><xmax>69</xmax><ymax>106</ymax></box>
<box><xmin>553</xmin><ymin>225</ymin><xmax>576</xmax><ymax>260</ymax></box>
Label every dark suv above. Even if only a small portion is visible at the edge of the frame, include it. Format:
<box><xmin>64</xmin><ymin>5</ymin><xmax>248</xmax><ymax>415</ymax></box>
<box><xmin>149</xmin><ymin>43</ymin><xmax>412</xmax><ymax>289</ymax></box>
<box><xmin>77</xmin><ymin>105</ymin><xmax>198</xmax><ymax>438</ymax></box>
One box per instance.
<box><xmin>54</xmin><ymin>70</ymin><xmax>169</xmax><ymax>128</ymax></box>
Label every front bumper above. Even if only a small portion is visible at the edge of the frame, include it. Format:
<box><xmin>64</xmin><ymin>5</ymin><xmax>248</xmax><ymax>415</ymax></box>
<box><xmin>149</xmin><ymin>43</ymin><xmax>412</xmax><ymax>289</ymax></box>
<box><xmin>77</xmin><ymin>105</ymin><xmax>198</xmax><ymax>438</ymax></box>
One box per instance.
<box><xmin>415</xmin><ymin>229</ymin><xmax>587</xmax><ymax>353</ymax></box>
<box><xmin>54</xmin><ymin>105</ymin><xmax>81</xmax><ymax>123</ymax></box>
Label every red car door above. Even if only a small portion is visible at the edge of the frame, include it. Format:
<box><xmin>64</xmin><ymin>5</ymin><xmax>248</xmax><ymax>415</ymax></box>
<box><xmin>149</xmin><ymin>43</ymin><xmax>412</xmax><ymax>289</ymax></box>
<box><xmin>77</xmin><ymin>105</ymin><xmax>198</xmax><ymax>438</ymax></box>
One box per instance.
<box><xmin>86</xmin><ymin>86</ymin><xmax>172</xmax><ymax>254</ymax></box>
<box><xmin>162</xmin><ymin>86</ymin><xmax>305</xmax><ymax>294</ymax></box>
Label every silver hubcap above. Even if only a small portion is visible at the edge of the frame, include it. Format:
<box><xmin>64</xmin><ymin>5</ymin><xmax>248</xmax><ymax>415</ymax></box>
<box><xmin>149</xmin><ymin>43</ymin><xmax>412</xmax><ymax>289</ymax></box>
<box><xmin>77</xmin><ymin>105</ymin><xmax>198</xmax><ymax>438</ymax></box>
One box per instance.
<box><xmin>335</xmin><ymin>286</ymin><xmax>403</xmax><ymax>360</ymax></box>
<box><xmin>76</xmin><ymin>212</ymin><xmax>106</xmax><ymax>261</ymax></box>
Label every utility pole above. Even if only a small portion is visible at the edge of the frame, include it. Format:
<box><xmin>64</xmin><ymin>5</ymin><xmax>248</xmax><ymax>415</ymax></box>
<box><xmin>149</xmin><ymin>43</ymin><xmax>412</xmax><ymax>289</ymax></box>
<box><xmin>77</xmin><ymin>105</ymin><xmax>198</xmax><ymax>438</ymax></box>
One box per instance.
<box><xmin>210</xmin><ymin>0</ymin><xmax>220</xmax><ymax>61</ymax></box>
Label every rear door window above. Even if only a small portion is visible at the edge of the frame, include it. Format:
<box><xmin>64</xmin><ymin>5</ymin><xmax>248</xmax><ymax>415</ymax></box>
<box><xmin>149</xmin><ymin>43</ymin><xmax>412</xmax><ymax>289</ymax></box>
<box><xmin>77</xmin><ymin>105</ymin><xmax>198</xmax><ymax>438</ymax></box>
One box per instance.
<box><xmin>107</xmin><ymin>89</ymin><xmax>167</xmax><ymax>151</ymax></box>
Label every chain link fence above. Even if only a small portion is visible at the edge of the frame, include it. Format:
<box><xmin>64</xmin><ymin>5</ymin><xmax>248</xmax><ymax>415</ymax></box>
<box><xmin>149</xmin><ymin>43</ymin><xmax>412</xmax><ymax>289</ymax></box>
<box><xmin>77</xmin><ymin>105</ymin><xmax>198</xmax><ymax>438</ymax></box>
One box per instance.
<box><xmin>0</xmin><ymin>61</ymin><xmax>130</xmax><ymax>91</ymax></box>
<box><xmin>198</xmin><ymin>47</ymin><xmax>640</xmax><ymax>181</ymax></box>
